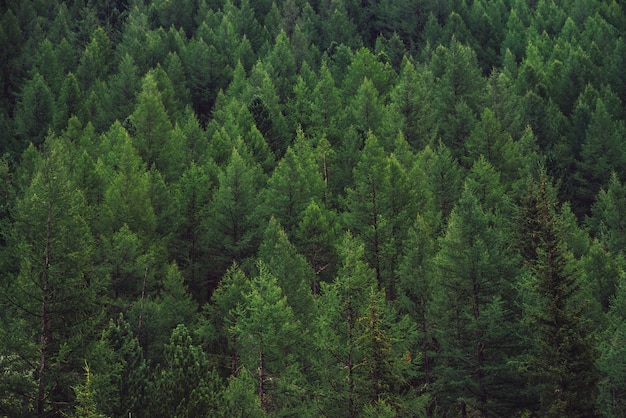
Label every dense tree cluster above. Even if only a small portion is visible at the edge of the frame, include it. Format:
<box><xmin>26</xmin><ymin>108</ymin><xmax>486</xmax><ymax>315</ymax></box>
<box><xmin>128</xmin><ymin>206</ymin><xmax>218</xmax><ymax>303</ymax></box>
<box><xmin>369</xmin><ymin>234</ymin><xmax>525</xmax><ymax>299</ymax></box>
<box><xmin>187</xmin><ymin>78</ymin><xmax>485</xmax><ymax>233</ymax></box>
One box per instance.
<box><xmin>1</xmin><ymin>0</ymin><xmax>626</xmax><ymax>416</ymax></box>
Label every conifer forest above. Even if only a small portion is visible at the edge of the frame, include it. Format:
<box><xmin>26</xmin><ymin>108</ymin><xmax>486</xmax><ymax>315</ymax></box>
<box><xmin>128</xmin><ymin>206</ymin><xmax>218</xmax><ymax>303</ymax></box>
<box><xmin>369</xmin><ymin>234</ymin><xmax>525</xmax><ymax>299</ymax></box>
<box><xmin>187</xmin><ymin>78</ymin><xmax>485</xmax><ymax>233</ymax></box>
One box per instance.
<box><xmin>2</xmin><ymin>0</ymin><xmax>626</xmax><ymax>416</ymax></box>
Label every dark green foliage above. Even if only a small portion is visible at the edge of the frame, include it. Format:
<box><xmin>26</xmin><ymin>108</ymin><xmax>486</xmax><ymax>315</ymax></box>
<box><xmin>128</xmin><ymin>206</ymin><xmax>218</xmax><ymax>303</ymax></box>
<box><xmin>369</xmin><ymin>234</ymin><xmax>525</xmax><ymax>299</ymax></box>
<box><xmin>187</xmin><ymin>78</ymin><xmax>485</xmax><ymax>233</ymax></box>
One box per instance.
<box><xmin>149</xmin><ymin>324</ymin><xmax>223</xmax><ymax>417</ymax></box>
<box><xmin>14</xmin><ymin>73</ymin><xmax>55</xmax><ymax>146</ymax></box>
<box><xmin>2</xmin><ymin>1</ymin><xmax>626</xmax><ymax>417</ymax></box>
<box><xmin>91</xmin><ymin>315</ymin><xmax>148</xmax><ymax>418</ymax></box>
<box><xmin>6</xmin><ymin>136</ymin><xmax>104</xmax><ymax>417</ymax></box>
<box><xmin>432</xmin><ymin>185</ymin><xmax>525</xmax><ymax>416</ymax></box>
<box><xmin>203</xmin><ymin>148</ymin><xmax>265</xmax><ymax>291</ymax></box>
<box><xmin>519</xmin><ymin>172</ymin><xmax>598</xmax><ymax>417</ymax></box>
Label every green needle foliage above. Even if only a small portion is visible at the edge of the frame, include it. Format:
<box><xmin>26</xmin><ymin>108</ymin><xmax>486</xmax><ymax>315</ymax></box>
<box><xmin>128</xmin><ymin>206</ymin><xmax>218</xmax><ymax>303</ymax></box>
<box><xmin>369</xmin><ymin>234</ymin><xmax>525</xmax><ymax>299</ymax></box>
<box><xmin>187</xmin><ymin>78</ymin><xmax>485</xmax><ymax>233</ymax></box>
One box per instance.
<box><xmin>2</xmin><ymin>1</ymin><xmax>626</xmax><ymax>416</ymax></box>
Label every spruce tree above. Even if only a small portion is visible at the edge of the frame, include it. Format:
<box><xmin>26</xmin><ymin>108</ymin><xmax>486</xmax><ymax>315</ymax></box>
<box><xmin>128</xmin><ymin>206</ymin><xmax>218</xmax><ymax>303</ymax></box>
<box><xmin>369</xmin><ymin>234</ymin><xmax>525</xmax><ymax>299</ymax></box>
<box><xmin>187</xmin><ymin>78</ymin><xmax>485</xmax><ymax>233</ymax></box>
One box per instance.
<box><xmin>519</xmin><ymin>172</ymin><xmax>598</xmax><ymax>417</ymax></box>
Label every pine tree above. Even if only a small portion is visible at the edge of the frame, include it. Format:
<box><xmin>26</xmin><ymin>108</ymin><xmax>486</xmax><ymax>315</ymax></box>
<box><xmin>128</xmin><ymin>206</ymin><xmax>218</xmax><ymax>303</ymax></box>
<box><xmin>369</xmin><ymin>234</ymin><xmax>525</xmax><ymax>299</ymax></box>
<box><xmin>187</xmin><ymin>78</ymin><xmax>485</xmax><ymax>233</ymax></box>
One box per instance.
<box><xmin>388</xmin><ymin>57</ymin><xmax>436</xmax><ymax>150</ymax></box>
<box><xmin>258</xmin><ymin>218</ymin><xmax>316</xmax><ymax>323</ymax></box>
<box><xmin>597</xmin><ymin>273</ymin><xmax>626</xmax><ymax>418</ymax></box>
<box><xmin>230</xmin><ymin>262</ymin><xmax>308</xmax><ymax>414</ymax></box>
<box><xmin>431</xmin><ymin>184</ymin><xmax>523</xmax><ymax>417</ymax></box>
<box><xmin>174</xmin><ymin>161</ymin><xmax>216</xmax><ymax>302</ymax></box>
<box><xmin>589</xmin><ymin>173</ymin><xmax>626</xmax><ymax>255</ymax></box>
<box><xmin>312</xmin><ymin>233</ymin><xmax>378</xmax><ymax>417</ymax></box>
<box><xmin>344</xmin><ymin>132</ymin><xmax>391</xmax><ymax>290</ymax></box>
<box><xmin>519</xmin><ymin>172</ymin><xmax>598</xmax><ymax>417</ymax></box>
<box><xmin>14</xmin><ymin>73</ymin><xmax>55</xmax><ymax>146</ymax></box>
<box><xmin>129</xmin><ymin>72</ymin><xmax>174</xmax><ymax>173</ymax></box>
<box><xmin>149</xmin><ymin>324</ymin><xmax>224</xmax><ymax>417</ymax></box>
<box><xmin>98</xmin><ymin>122</ymin><xmax>156</xmax><ymax>239</ymax></box>
<box><xmin>54</xmin><ymin>72</ymin><xmax>84</xmax><ymax>132</ymax></box>
<box><xmin>574</xmin><ymin>99</ymin><xmax>626</xmax><ymax>217</ymax></box>
<box><xmin>261</xmin><ymin>131</ymin><xmax>325</xmax><ymax>236</ymax></box>
<box><xmin>295</xmin><ymin>200</ymin><xmax>340</xmax><ymax>292</ymax></box>
<box><xmin>90</xmin><ymin>315</ymin><xmax>148</xmax><ymax>418</ymax></box>
<box><xmin>69</xmin><ymin>364</ymin><xmax>107</xmax><ymax>418</ymax></box>
<box><xmin>7</xmin><ymin>136</ymin><xmax>103</xmax><ymax>417</ymax></box>
<box><xmin>204</xmin><ymin>148</ymin><xmax>265</xmax><ymax>291</ymax></box>
<box><xmin>313</xmin><ymin>232</ymin><xmax>421</xmax><ymax>416</ymax></box>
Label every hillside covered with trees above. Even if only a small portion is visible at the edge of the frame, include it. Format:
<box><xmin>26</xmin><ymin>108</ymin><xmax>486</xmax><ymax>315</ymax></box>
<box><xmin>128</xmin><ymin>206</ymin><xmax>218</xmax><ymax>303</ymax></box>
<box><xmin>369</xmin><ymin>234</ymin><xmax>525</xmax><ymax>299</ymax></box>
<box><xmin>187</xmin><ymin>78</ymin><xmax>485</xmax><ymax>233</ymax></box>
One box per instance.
<box><xmin>1</xmin><ymin>0</ymin><xmax>626</xmax><ymax>416</ymax></box>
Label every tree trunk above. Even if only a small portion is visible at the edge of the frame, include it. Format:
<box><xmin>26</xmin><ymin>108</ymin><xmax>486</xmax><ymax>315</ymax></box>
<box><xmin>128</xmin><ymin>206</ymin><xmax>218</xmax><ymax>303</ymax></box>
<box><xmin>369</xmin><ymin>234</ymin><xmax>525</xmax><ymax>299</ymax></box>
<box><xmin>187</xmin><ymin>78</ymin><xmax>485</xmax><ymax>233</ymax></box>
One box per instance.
<box><xmin>38</xmin><ymin>200</ymin><xmax>52</xmax><ymax>417</ymax></box>
<box><xmin>259</xmin><ymin>350</ymin><xmax>265</xmax><ymax>410</ymax></box>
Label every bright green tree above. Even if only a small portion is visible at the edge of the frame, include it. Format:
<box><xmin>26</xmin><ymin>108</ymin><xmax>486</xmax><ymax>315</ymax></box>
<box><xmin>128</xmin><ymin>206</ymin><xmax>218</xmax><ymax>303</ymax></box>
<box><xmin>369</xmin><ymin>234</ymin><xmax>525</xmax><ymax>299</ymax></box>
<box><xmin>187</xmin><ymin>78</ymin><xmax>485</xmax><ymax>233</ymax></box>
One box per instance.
<box><xmin>98</xmin><ymin>122</ymin><xmax>156</xmax><ymax>239</ymax></box>
<box><xmin>54</xmin><ymin>72</ymin><xmax>83</xmax><ymax>132</ymax></box>
<box><xmin>415</xmin><ymin>142</ymin><xmax>464</xmax><ymax>231</ymax></box>
<box><xmin>344</xmin><ymin>132</ymin><xmax>391</xmax><ymax>290</ymax></box>
<box><xmin>312</xmin><ymin>233</ymin><xmax>377</xmax><ymax>417</ymax></box>
<box><xmin>90</xmin><ymin>315</ymin><xmax>148</xmax><ymax>418</ymax></box>
<box><xmin>312</xmin><ymin>232</ymin><xmax>421</xmax><ymax>416</ymax></box>
<box><xmin>430</xmin><ymin>38</ymin><xmax>485</xmax><ymax>157</ymax></box>
<box><xmin>134</xmin><ymin>262</ymin><xmax>198</xmax><ymax>363</ymax></box>
<box><xmin>129</xmin><ymin>72</ymin><xmax>175</xmax><ymax>173</ymax></box>
<box><xmin>388</xmin><ymin>57</ymin><xmax>436</xmax><ymax>150</ymax></box>
<box><xmin>295</xmin><ymin>200</ymin><xmax>340</xmax><ymax>292</ymax></box>
<box><xmin>76</xmin><ymin>27</ymin><xmax>113</xmax><ymax>91</ymax></box>
<box><xmin>311</xmin><ymin>61</ymin><xmax>343</xmax><ymax>141</ymax></box>
<box><xmin>174</xmin><ymin>161</ymin><xmax>216</xmax><ymax>302</ymax></box>
<box><xmin>68</xmin><ymin>364</ymin><xmax>107</xmax><ymax>418</ymax></box>
<box><xmin>589</xmin><ymin>173</ymin><xmax>626</xmax><ymax>255</ymax></box>
<box><xmin>348</xmin><ymin>77</ymin><xmax>385</xmax><ymax>138</ymax></box>
<box><xmin>574</xmin><ymin>99</ymin><xmax>626</xmax><ymax>217</ymax></box>
<box><xmin>230</xmin><ymin>262</ymin><xmax>308</xmax><ymax>414</ymax></box>
<box><xmin>396</xmin><ymin>215</ymin><xmax>437</xmax><ymax>412</ymax></box>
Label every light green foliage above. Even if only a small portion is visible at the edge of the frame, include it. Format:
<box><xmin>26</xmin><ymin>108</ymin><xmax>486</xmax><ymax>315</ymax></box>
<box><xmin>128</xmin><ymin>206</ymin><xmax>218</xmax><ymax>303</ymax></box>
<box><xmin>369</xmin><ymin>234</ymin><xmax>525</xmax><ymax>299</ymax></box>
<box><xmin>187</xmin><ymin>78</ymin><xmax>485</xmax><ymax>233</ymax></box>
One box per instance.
<box><xmin>416</xmin><ymin>142</ymin><xmax>464</xmax><ymax>229</ymax></box>
<box><xmin>130</xmin><ymin>72</ymin><xmax>174</xmax><ymax>172</ymax></box>
<box><xmin>76</xmin><ymin>27</ymin><xmax>113</xmax><ymax>90</ymax></box>
<box><xmin>589</xmin><ymin>173</ymin><xmax>626</xmax><ymax>254</ymax></box>
<box><xmin>344</xmin><ymin>133</ymin><xmax>391</xmax><ymax>288</ymax></box>
<box><xmin>174</xmin><ymin>161</ymin><xmax>215</xmax><ymax>302</ymax></box>
<box><xmin>575</xmin><ymin>99</ymin><xmax>626</xmax><ymax>215</ymax></box>
<box><xmin>313</xmin><ymin>233</ymin><xmax>422</xmax><ymax>416</ymax></box>
<box><xmin>69</xmin><ymin>364</ymin><xmax>108</xmax><ymax>418</ymax></box>
<box><xmin>258</xmin><ymin>218</ymin><xmax>316</xmax><ymax>322</ymax></box>
<box><xmin>99</xmin><ymin>122</ymin><xmax>156</xmax><ymax>238</ymax></box>
<box><xmin>54</xmin><ymin>72</ymin><xmax>83</xmax><ymax>131</ymax></box>
<box><xmin>231</xmin><ymin>262</ymin><xmax>307</xmax><ymax>414</ymax></box>
<box><xmin>90</xmin><ymin>315</ymin><xmax>148</xmax><ymax>418</ymax></box>
<box><xmin>295</xmin><ymin>200</ymin><xmax>340</xmax><ymax>289</ymax></box>
<box><xmin>262</xmin><ymin>131</ymin><xmax>325</xmax><ymax>235</ymax></box>
<box><xmin>388</xmin><ymin>58</ymin><xmax>435</xmax><ymax>150</ymax></box>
